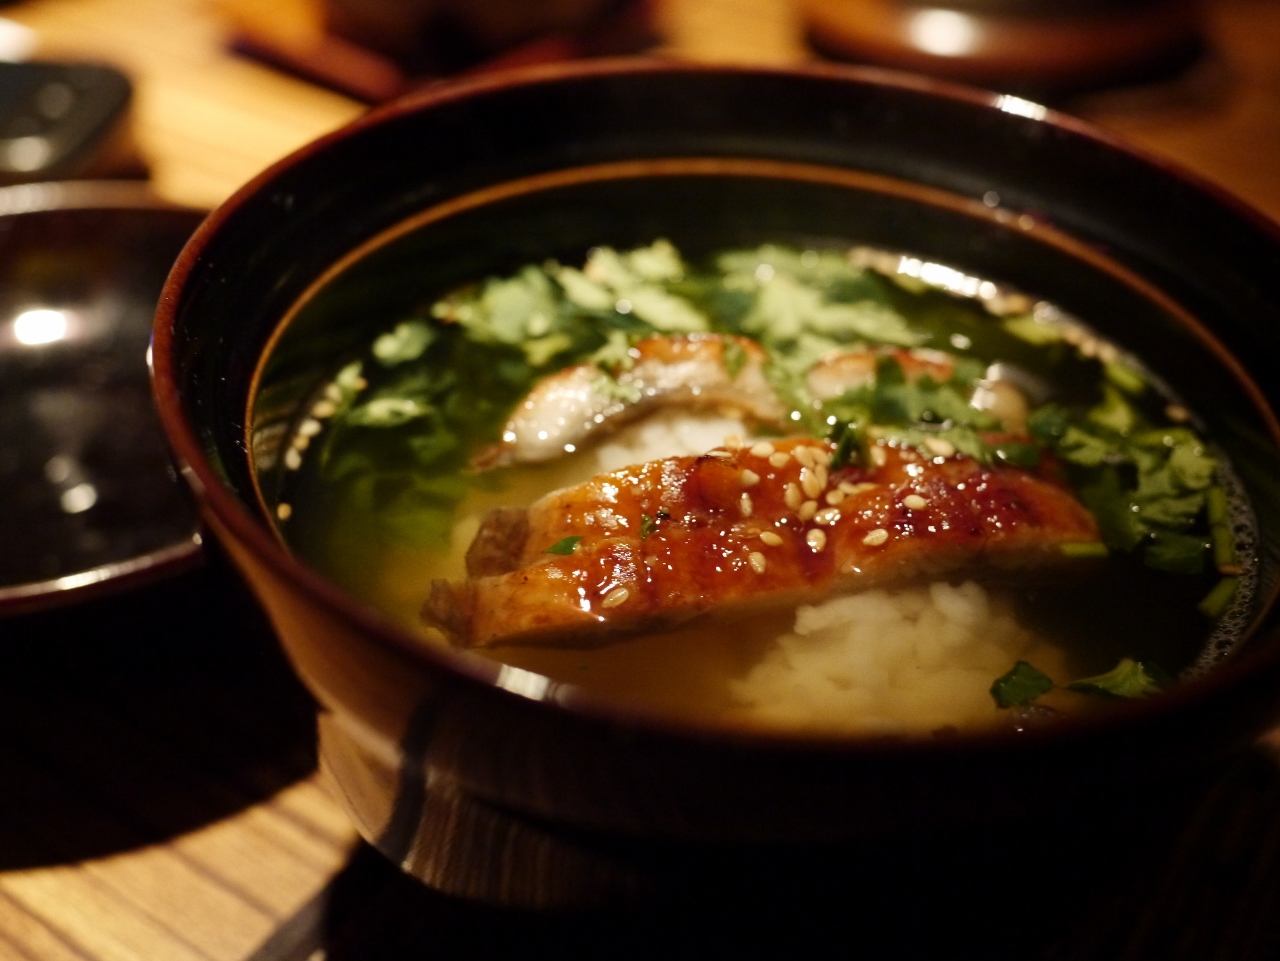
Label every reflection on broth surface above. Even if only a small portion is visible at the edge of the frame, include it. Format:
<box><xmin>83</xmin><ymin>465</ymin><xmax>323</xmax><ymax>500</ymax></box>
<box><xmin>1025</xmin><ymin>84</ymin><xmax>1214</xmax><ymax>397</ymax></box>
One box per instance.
<box><xmin>262</xmin><ymin>240</ymin><xmax>1255</xmax><ymax>735</ymax></box>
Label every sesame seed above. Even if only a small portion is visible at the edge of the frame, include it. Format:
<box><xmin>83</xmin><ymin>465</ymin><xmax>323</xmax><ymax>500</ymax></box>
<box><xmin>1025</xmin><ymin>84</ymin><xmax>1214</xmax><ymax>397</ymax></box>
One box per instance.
<box><xmin>750</xmin><ymin>441</ymin><xmax>775</xmax><ymax>457</ymax></box>
<box><xmin>800</xmin><ymin>467</ymin><xmax>823</xmax><ymax>499</ymax></box>
<box><xmin>705</xmin><ymin>449</ymin><xmax>733</xmax><ymax>459</ymax></box>
<box><xmin>799</xmin><ymin>500</ymin><xmax>819</xmax><ymax>521</ymax></box>
<box><xmin>793</xmin><ymin>446</ymin><xmax>816</xmax><ymax>468</ymax></box>
<box><xmin>298</xmin><ymin>418</ymin><xmax>322</xmax><ymax>438</ymax></box>
<box><xmin>806</xmin><ymin>529</ymin><xmax>827</xmax><ymax>552</ymax></box>
<box><xmin>813</xmin><ymin>448</ymin><xmax>832</xmax><ymax>467</ymax></box>
<box><xmin>741</xmin><ymin>469</ymin><xmax>761</xmax><ymax>487</ymax></box>
<box><xmin>825</xmin><ymin>489</ymin><xmax>845</xmax><ymax>505</ymax></box>
<box><xmin>284</xmin><ymin>448</ymin><xmax>302</xmax><ymax>470</ymax></box>
<box><xmin>740</xmin><ymin>492</ymin><xmax>754</xmax><ymax>517</ymax></box>
<box><xmin>601</xmin><ymin>587</ymin><xmax>630</xmax><ymax>609</ymax></box>
<box><xmin>1166</xmin><ymin>404</ymin><xmax>1190</xmax><ymax>423</ymax></box>
<box><xmin>903</xmin><ymin>494</ymin><xmax>928</xmax><ymax>510</ymax></box>
<box><xmin>759</xmin><ymin>531</ymin><xmax>784</xmax><ymax>546</ymax></box>
<box><xmin>276</xmin><ymin>503</ymin><xmax>292</xmax><ymax>520</ymax></box>
<box><xmin>784</xmin><ymin>482</ymin><xmax>803</xmax><ymax>511</ymax></box>
<box><xmin>847</xmin><ymin>482</ymin><xmax>878</xmax><ymax>496</ymax></box>
<box><xmin>311</xmin><ymin>400</ymin><xmax>337</xmax><ymax>419</ymax></box>
<box><xmin>838</xmin><ymin>481</ymin><xmax>858</xmax><ymax>495</ymax></box>
<box><xmin>293</xmin><ymin>434</ymin><xmax>311</xmax><ymax>451</ymax></box>
<box><xmin>323</xmin><ymin>383</ymin><xmax>342</xmax><ymax>402</ymax></box>
<box><xmin>724</xmin><ymin>434</ymin><xmax>744</xmax><ymax>449</ymax></box>
<box><xmin>748</xmin><ymin>551</ymin><xmax>767</xmax><ymax>574</ymax></box>
<box><xmin>869</xmin><ymin>446</ymin><xmax>888</xmax><ymax>467</ymax></box>
<box><xmin>924</xmin><ymin>438</ymin><xmax>955</xmax><ymax>458</ymax></box>
<box><xmin>814</xmin><ymin>507</ymin><xmax>841</xmax><ymax>526</ymax></box>
<box><xmin>863</xmin><ymin>528</ymin><xmax>889</xmax><ymax>546</ymax></box>
<box><xmin>769</xmin><ymin>451</ymin><xmax>791</xmax><ymax>468</ymax></box>
<box><xmin>814</xmin><ymin>464</ymin><xmax>829</xmax><ymax>489</ymax></box>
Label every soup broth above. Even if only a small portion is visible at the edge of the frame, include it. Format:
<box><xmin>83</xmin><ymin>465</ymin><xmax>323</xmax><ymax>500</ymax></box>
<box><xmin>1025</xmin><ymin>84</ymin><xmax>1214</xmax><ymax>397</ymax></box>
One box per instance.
<box><xmin>261</xmin><ymin>240</ymin><xmax>1255</xmax><ymax>734</ymax></box>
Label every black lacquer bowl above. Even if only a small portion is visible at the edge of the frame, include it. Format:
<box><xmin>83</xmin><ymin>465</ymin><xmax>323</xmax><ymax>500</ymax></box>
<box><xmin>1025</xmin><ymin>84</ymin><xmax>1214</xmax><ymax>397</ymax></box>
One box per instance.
<box><xmin>153</xmin><ymin>61</ymin><xmax>1280</xmax><ymax>907</ymax></box>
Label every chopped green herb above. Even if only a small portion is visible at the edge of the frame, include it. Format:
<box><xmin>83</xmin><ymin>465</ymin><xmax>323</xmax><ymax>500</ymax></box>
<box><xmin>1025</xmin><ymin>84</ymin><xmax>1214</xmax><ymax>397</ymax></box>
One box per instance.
<box><xmin>1206</xmin><ymin>487</ymin><xmax>1237</xmax><ymax>569</ymax></box>
<box><xmin>1027</xmin><ymin>403</ymin><xmax>1071</xmax><ymax>446</ymax></box>
<box><xmin>639</xmin><ymin>513</ymin><xmax>656</xmax><ymax>539</ymax></box>
<box><xmin>546</xmin><ymin>536</ymin><xmax>584</xmax><ymax>556</ymax></box>
<box><xmin>1002</xmin><ymin>314</ymin><xmax>1062</xmax><ymax>345</ymax></box>
<box><xmin>991</xmin><ymin>441</ymin><xmax>1040</xmax><ymax>469</ymax></box>
<box><xmin>991</xmin><ymin>660</ymin><xmax>1055</xmax><ymax>708</ymax></box>
<box><xmin>829</xmin><ymin>420</ymin><xmax>866</xmax><ymax>469</ymax></box>
<box><xmin>1057</xmin><ymin>425</ymin><xmax>1115</xmax><ymax>467</ymax></box>
<box><xmin>1198</xmin><ymin>576</ymin><xmax>1239</xmax><ymax>618</ymax></box>
<box><xmin>591</xmin><ymin>372</ymin><xmax>643</xmax><ymax>405</ymax></box>
<box><xmin>1086</xmin><ymin>386</ymin><xmax>1137</xmax><ymax>436</ymax></box>
<box><xmin>722</xmin><ymin>336</ymin><xmax>748</xmax><ymax>379</ymax></box>
<box><xmin>1067</xmin><ymin>658</ymin><xmax>1164</xmax><ymax>698</ymax></box>
<box><xmin>372</xmin><ymin>320</ymin><xmax>435</xmax><ymax>365</ymax></box>
<box><xmin>589</xmin><ymin>329</ymin><xmax>635</xmax><ymax>372</ymax></box>
<box><xmin>1144</xmin><ymin>531</ymin><xmax>1208</xmax><ymax>575</ymax></box>
<box><xmin>1077</xmin><ymin>468</ymin><xmax>1146</xmax><ymax>551</ymax></box>
<box><xmin>1104</xmin><ymin>360</ymin><xmax>1146</xmax><ymax>395</ymax></box>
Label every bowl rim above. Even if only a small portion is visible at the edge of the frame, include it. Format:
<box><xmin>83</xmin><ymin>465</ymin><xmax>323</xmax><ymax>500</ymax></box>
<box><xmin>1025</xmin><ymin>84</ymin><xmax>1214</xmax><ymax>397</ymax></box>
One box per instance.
<box><xmin>152</xmin><ymin>57</ymin><xmax>1280</xmax><ymax>753</ymax></box>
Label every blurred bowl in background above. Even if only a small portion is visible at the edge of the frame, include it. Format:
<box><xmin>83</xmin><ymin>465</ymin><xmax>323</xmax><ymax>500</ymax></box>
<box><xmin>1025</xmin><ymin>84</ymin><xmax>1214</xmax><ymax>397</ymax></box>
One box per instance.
<box><xmin>801</xmin><ymin>0</ymin><xmax>1204</xmax><ymax>92</ymax></box>
<box><xmin>0</xmin><ymin>181</ymin><xmax>204</xmax><ymax>616</ymax></box>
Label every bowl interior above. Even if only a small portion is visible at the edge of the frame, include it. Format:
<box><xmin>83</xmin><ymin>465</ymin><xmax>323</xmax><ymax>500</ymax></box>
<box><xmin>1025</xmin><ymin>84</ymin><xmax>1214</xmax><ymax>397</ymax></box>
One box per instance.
<box><xmin>244</xmin><ymin>162</ymin><xmax>1280</xmax><ymax>704</ymax></box>
<box><xmin>161</xmin><ymin>64</ymin><xmax>1280</xmax><ymax>737</ymax></box>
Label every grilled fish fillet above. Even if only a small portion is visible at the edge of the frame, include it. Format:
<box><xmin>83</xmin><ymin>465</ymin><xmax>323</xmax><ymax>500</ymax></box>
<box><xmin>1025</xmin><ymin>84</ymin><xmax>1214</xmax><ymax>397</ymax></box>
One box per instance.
<box><xmin>470</xmin><ymin>333</ymin><xmax>782</xmax><ymax>469</ymax></box>
<box><xmin>427</xmin><ymin>438</ymin><xmax>1101</xmax><ymax>648</ymax></box>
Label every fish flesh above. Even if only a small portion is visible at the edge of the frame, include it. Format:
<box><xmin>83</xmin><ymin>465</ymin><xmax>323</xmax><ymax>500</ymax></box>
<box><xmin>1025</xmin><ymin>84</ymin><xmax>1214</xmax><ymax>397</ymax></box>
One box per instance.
<box><xmin>426</xmin><ymin>437</ymin><xmax>1100</xmax><ymax>648</ymax></box>
<box><xmin>471</xmin><ymin>336</ymin><xmax>1009</xmax><ymax>470</ymax></box>
<box><xmin>470</xmin><ymin>334</ymin><xmax>782</xmax><ymax>469</ymax></box>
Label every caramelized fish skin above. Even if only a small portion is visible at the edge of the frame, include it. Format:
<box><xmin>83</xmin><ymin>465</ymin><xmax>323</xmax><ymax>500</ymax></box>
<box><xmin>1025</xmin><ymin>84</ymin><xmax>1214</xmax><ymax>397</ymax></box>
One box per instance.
<box><xmin>471</xmin><ymin>333</ymin><xmax>782</xmax><ymax>469</ymax></box>
<box><xmin>427</xmin><ymin>439</ymin><xmax>1101</xmax><ymax>648</ymax></box>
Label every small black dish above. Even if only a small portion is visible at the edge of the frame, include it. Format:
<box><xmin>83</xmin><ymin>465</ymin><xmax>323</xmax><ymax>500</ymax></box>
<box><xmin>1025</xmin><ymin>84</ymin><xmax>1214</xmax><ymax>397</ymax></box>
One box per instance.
<box><xmin>0</xmin><ymin>181</ymin><xmax>205</xmax><ymax>615</ymax></box>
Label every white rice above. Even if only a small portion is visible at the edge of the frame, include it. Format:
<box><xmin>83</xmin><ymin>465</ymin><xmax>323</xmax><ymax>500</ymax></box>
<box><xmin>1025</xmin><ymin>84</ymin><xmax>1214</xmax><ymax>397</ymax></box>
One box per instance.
<box><xmin>730</xmin><ymin>581</ymin><xmax>1064</xmax><ymax>733</ymax></box>
<box><xmin>591</xmin><ymin>409</ymin><xmax>749</xmax><ymax>474</ymax></box>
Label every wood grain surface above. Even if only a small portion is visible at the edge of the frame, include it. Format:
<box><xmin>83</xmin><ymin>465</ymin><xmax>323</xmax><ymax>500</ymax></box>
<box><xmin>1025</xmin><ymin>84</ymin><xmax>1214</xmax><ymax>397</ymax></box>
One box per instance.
<box><xmin>0</xmin><ymin>0</ymin><xmax>1277</xmax><ymax>958</ymax></box>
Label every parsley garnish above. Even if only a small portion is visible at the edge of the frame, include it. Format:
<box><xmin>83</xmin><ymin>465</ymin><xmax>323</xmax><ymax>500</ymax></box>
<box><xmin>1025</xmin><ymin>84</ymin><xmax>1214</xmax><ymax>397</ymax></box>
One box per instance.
<box><xmin>546</xmin><ymin>536</ymin><xmax>584</xmax><ymax>555</ymax></box>
<box><xmin>722</xmin><ymin>337</ymin><xmax>748</xmax><ymax>379</ymax></box>
<box><xmin>1067</xmin><ymin>659</ymin><xmax>1166</xmax><ymax>698</ymax></box>
<box><xmin>990</xmin><ymin>661</ymin><xmax>1055</xmax><ymax>708</ymax></box>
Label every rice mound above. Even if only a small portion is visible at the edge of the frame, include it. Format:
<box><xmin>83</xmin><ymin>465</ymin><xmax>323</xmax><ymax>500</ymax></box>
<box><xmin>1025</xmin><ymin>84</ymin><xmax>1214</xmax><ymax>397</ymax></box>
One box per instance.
<box><xmin>592</xmin><ymin>409</ymin><xmax>748</xmax><ymax>474</ymax></box>
<box><xmin>730</xmin><ymin>581</ymin><xmax>1060</xmax><ymax>733</ymax></box>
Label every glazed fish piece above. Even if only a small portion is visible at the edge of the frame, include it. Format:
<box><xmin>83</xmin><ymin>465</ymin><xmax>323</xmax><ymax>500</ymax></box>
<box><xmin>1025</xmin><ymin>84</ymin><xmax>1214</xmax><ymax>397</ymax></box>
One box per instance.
<box><xmin>471</xmin><ymin>334</ymin><xmax>783</xmax><ymax>469</ymax></box>
<box><xmin>426</xmin><ymin>438</ymin><xmax>1101</xmax><ymax>648</ymax></box>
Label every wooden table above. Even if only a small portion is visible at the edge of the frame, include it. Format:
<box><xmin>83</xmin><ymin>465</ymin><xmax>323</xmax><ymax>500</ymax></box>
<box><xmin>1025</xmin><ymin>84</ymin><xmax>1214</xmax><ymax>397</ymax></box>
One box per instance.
<box><xmin>0</xmin><ymin>1</ymin><xmax>1278</xmax><ymax>958</ymax></box>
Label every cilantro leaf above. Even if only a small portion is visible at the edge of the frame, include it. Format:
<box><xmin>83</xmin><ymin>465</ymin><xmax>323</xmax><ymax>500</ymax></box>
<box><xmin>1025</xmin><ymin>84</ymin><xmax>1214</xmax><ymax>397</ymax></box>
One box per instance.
<box><xmin>1058</xmin><ymin>425</ymin><xmax>1116</xmax><ymax>467</ymax></box>
<box><xmin>1027</xmin><ymin>403</ymin><xmax>1070</xmax><ymax>446</ymax></box>
<box><xmin>639</xmin><ymin>513</ymin><xmax>656</xmax><ymax>539</ymax></box>
<box><xmin>1086</xmin><ymin>386</ymin><xmax>1137</xmax><ymax>436</ymax></box>
<box><xmin>372</xmin><ymin>321</ymin><xmax>435</xmax><ymax>366</ymax></box>
<box><xmin>1077</xmin><ymin>468</ymin><xmax>1147</xmax><ymax>551</ymax></box>
<box><xmin>1198</xmin><ymin>576</ymin><xmax>1239</xmax><ymax>618</ymax></box>
<box><xmin>991</xmin><ymin>661</ymin><xmax>1055</xmax><ymax>708</ymax></box>
<box><xmin>1067</xmin><ymin>658</ymin><xmax>1164</xmax><ymax>698</ymax></box>
<box><xmin>546</xmin><ymin>536</ymin><xmax>584</xmax><ymax>556</ymax></box>
<box><xmin>722</xmin><ymin>337</ymin><xmax>748</xmax><ymax>379</ymax></box>
<box><xmin>1144</xmin><ymin>531</ymin><xmax>1208</xmax><ymax>575</ymax></box>
<box><xmin>991</xmin><ymin>441</ymin><xmax>1040</xmax><ymax>469</ymax></box>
